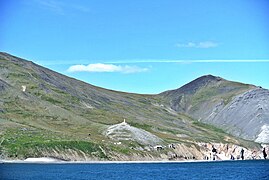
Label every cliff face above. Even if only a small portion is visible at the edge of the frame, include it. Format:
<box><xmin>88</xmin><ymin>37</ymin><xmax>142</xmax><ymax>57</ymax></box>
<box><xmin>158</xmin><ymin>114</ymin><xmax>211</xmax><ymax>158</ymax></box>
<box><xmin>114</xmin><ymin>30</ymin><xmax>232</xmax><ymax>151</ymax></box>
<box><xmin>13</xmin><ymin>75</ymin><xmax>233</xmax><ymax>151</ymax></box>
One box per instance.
<box><xmin>1</xmin><ymin>142</ymin><xmax>264</xmax><ymax>162</ymax></box>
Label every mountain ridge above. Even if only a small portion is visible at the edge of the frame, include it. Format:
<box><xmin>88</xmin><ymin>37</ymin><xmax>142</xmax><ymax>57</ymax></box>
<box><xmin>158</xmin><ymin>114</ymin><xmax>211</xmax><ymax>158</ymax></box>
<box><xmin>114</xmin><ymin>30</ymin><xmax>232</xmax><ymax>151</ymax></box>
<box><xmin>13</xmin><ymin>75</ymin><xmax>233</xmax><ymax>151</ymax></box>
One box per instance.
<box><xmin>0</xmin><ymin>52</ymin><xmax>268</xmax><ymax>161</ymax></box>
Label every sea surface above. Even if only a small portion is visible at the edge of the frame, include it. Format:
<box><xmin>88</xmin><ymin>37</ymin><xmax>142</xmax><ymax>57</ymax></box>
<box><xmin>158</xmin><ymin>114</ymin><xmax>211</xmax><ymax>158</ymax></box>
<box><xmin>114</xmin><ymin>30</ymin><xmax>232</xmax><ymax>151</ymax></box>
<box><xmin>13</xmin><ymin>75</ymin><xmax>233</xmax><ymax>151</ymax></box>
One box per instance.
<box><xmin>1</xmin><ymin>160</ymin><xmax>269</xmax><ymax>180</ymax></box>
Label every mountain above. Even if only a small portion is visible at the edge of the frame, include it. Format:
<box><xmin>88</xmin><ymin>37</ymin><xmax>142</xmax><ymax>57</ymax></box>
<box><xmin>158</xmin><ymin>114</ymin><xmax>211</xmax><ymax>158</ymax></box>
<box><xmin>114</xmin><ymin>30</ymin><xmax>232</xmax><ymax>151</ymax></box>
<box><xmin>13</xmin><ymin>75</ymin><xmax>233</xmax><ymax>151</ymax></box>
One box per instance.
<box><xmin>0</xmin><ymin>52</ymin><xmax>267</xmax><ymax>161</ymax></box>
<box><xmin>159</xmin><ymin>75</ymin><xmax>269</xmax><ymax>143</ymax></box>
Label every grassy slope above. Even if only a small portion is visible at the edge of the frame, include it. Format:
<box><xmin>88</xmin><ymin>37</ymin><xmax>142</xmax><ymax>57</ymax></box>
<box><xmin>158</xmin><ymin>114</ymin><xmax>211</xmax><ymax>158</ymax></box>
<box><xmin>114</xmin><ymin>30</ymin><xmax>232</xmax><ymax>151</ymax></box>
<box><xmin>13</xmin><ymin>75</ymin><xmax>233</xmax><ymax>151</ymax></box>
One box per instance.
<box><xmin>0</xmin><ymin>53</ymin><xmax>259</xmax><ymax>159</ymax></box>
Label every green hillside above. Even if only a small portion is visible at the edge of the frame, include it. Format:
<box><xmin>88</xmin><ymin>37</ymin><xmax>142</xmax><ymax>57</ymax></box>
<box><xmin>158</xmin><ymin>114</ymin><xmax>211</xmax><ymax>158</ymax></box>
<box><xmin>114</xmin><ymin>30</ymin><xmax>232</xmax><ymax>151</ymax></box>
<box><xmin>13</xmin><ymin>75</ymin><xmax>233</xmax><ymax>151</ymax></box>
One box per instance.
<box><xmin>0</xmin><ymin>52</ymin><xmax>260</xmax><ymax>160</ymax></box>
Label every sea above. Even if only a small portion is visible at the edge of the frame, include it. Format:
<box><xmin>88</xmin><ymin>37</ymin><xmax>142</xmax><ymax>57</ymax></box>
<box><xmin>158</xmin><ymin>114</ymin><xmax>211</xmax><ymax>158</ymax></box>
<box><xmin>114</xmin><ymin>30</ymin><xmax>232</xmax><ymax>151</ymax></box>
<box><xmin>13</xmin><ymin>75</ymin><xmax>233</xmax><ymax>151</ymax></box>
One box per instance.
<box><xmin>1</xmin><ymin>160</ymin><xmax>269</xmax><ymax>180</ymax></box>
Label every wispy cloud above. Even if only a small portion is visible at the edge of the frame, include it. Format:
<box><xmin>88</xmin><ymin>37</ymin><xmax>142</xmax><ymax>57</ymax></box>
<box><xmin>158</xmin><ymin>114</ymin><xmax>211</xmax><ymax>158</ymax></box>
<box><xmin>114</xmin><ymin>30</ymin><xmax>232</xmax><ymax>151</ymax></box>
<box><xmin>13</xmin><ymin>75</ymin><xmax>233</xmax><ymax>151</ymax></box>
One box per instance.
<box><xmin>108</xmin><ymin>59</ymin><xmax>269</xmax><ymax>64</ymax></box>
<box><xmin>67</xmin><ymin>63</ymin><xmax>148</xmax><ymax>74</ymax></box>
<box><xmin>35</xmin><ymin>0</ymin><xmax>90</xmax><ymax>15</ymax></box>
<box><xmin>176</xmin><ymin>41</ymin><xmax>219</xmax><ymax>48</ymax></box>
<box><xmin>187</xmin><ymin>59</ymin><xmax>269</xmax><ymax>63</ymax></box>
<box><xmin>36</xmin><ymin>0</ymin><xmax>64</xmax><ymax>14</ymax></box>
<box><xmin>36</xmin><ymin>59</ymin><xmax>269</xmax><ymax>66</ymax></box>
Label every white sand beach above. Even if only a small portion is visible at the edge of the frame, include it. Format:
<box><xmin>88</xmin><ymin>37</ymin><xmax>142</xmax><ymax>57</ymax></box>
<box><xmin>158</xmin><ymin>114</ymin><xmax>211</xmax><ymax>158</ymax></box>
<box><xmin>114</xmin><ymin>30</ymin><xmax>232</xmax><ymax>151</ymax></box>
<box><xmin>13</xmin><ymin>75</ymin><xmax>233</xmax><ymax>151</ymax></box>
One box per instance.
<box><xmin>24</xmin><ymin>157</ymin><xmax>62</xmax><ymax>163</ymax></box>
<box><xmin>1</xmin><ymin>157</ymin><xmax>64</xmax><ymax>163</ymax></box>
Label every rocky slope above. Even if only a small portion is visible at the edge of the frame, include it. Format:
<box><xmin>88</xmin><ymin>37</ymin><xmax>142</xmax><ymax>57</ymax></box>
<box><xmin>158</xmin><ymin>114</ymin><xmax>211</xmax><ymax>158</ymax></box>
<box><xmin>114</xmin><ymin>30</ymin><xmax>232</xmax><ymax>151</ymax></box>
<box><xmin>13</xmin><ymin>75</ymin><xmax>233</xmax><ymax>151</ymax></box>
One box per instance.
<box><xmin>160</xmin><ymin>75</ymin><xmax>269</xmax><ymax>143</ymax></box>
<box><xmin>206</xmin><ymin>88</ymin><xmax>269</xmax><ymax>142</ymax></box>
<box><xmin>105</xmin><ymin>120</ymin><xmax>162</xmax><ymax>146</ymax></box>
<box><xmin>0</xmin><ymin>52</ymin><xmax>268</xmax><ymax>161</ymax></box>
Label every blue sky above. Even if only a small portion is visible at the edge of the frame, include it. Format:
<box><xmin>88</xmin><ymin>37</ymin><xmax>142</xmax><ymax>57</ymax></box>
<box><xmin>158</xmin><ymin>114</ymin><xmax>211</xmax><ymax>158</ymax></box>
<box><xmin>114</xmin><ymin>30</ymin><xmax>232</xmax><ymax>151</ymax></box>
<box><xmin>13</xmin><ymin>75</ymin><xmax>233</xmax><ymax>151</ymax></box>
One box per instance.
<box><xmin>1</xmin><ymin>0</ymin><xmax>269</xmax><ymax>94</ymax></box>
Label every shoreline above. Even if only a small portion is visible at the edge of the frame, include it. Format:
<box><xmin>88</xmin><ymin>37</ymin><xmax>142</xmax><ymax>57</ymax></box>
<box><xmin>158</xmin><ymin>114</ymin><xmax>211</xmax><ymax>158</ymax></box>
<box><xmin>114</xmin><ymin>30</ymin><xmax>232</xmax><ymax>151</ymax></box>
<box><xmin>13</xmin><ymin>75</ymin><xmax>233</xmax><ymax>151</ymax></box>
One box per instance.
<box><xmin>1</xmin><ymin>157</ymin><xmax>260</xmax><ymax>164</ymax></box>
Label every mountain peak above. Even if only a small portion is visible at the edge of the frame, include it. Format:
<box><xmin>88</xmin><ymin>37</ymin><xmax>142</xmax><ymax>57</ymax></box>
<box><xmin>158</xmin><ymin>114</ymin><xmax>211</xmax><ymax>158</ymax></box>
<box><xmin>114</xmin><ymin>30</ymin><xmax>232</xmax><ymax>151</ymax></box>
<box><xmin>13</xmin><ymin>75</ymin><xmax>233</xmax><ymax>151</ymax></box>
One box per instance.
<box><xmin>161</xmin><ymin>74</ymin><xmax>224</xmax><ymax>96</ymax></box>
<box><xmin>196</xmin><ymin>74</ymin><xmax>223</xmax><ymax>81</ymax></box>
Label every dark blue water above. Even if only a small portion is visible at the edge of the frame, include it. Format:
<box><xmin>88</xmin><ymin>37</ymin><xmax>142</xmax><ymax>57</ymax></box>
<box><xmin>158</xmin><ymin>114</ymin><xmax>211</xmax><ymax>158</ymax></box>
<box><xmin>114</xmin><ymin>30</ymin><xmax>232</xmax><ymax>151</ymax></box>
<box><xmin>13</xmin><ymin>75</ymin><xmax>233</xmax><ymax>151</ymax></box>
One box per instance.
<box><xmin>1</xmin><ymin>160</ymin><xmax>269</xmax><ymax>180</ymax></box>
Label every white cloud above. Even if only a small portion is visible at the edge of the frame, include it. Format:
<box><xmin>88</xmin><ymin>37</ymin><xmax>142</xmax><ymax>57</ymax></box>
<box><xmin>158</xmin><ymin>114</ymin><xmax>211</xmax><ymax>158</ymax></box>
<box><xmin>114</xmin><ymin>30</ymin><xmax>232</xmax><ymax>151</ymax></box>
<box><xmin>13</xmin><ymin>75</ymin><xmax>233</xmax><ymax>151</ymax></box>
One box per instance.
<box><xmin>67</xmin><ymin>63</ymin><xmax>148</xmax><ymax>73</ymax></box>
<box><xmin>176</xmin><ymin>41</ymin><xmax>219</xmax><ymax>48</ymax></box>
